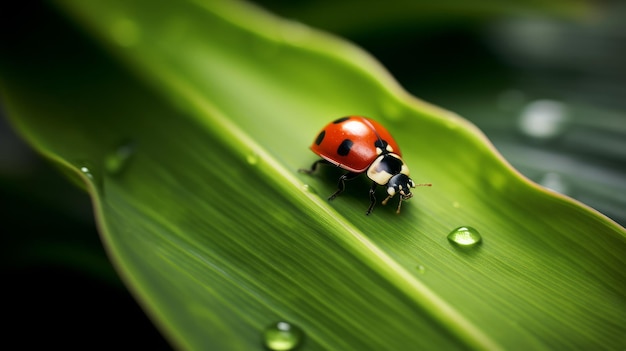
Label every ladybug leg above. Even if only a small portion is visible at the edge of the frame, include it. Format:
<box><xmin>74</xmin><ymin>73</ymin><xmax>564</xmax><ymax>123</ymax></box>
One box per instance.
<box><xmin>366</xmin><ymin>182</ymin><xmax>378</xmax><ymax>215</ymax></box>
<box><xmin>395</xmin><ymin>196</ymin><xmax>404</xmax><ymax>214</ymax></box>
<box><xmin>329</xmin><ymin>172</ymin><xmax>358</xmax><ymax>201</ymax></box>
<box><xmin>298</xmin><ymin>159</ymin><xmax>331</xmax><ymax>174</ymax></box>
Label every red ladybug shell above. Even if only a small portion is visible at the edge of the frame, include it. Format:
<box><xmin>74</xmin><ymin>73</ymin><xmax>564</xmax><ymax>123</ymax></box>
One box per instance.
<box><xmin>310</xmin><ymin>116</ymin><xmax>402</xmax><ymax>173</ymax></box>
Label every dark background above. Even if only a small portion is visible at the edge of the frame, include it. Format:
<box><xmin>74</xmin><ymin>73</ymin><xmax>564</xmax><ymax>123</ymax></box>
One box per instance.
<box><xmin>1</xmin><ymin>0</ymin><xmax>624</xmax><ymax>348</ymax></box>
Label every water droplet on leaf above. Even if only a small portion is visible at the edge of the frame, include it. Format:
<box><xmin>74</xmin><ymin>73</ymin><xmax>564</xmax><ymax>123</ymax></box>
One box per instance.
<box><xmin>416</xmin><ymin>265</ymin><xmax>426</xmax><ymax>274</ymax></box>
<box><xmin>518</xmin><ymin>99</ymin><xmax>569</xmax><ymax>139</ymax></box>
<box><xmin>110</xmin><ymin>18</ymin><xmax>141</xmax><ymax>47</ymax></box>
<box><xmin>263</xmin><ymin>321</ymin><xmax>304</xmax><ymax>351</ymax></box>
<box><xmin>302</xmin><ymin>184</ymin><xmax>317</xmax><ymax>194</ymax></box>
<box><xmin>104</xmin><ymin>141</ymin><xmax>135</xmax><ymax>176</ymax></box>
<box><xmin>246</xmin><ymin>152</ymin><xmax>260</xmax><ymax>165</ymax></box>
<box><xmin>75</xmin><ymin>161</ymin><xmax>102</xmax><ymax>190</ymax></box>
<box><xmin>79</xmin><ymin>165</ymin><xmax>94</xmax><ymax>180</ymax></box>
<box><xmin>77</xmin><ymin>161</ymin><xmax>99</xmax><ymax>181</ymax></box>
<box><xmin>447</xmin><ymin>226</ymin><xmax>482</xmax><ymax>248</ymax></box>
<box><xmin>379</xmin><ymin>99</ymin><xmax>404</xmax><ymax>121</ymax></box>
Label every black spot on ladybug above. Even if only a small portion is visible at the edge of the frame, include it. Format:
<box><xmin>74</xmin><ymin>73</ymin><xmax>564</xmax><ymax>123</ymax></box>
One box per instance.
<box><xmin>332</xmin><ymin>116</ymin><xmax>351</xmax><ymax>124</ymax></box>
<box><xmin>376</xmin><ymin>154</ymin><xmax>403</xmax><ymax>174</ymax></box>
<box><xmin>374</xmin><ymin>139</ymin><xmax>389</xmax><ymax>150</ymax></box>
<box><xmin>337</xmin><ymin>139</ymin><xmax>353</xmax><ymax>156</ymax></box>
<box><xmin>315</xmin><ymin>130</ymin><xmax>326</xmax><ymax>145</ymax></box>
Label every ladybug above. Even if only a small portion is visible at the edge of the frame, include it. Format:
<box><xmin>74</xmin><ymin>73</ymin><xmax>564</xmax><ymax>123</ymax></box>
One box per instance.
<box><xmin>300</xmin><ymin>116</ymin><xmax>430</xmax><ymax>215</ymax></box>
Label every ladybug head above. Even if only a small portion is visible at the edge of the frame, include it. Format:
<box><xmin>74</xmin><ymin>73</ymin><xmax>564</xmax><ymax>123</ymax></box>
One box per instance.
<box><xmin>382</xmin><ymin>174</ymin><xmax>416</xmax><ymax>213</ymax></box>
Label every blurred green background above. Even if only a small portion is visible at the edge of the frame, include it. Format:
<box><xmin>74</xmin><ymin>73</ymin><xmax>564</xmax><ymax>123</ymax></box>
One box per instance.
<box><xmin>1</xmin><ymin>0</ymin><xmax>624</xmax><ymax>348</ymax></box>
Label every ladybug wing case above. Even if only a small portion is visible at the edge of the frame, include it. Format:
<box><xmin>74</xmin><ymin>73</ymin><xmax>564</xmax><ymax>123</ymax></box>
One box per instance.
<box><xmin>364</xmin><ymin>118</ymin><xmax>402</xmax><ymax>156</ymax></box>
<box><xmin>310</xmin><ymin>116</ymin><xmax>402</xmax><ymax>173</ymax></box>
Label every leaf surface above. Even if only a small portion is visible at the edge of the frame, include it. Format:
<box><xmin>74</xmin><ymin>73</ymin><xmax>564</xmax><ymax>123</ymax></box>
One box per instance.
<box><xmin>1</xmin><ymin>0</ymin><xmax>625</xmax><ymax>350</ymax></box>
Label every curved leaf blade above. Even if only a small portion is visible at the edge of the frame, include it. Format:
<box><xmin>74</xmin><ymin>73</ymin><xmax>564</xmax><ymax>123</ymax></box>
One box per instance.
<box><xmin>1</xmin><ymin>0</ymin><xmax>625</xmax><ymax>350</ymax></box>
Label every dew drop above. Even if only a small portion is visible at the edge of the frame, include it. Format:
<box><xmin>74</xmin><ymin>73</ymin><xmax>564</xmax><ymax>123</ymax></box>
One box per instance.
<box><xmin>444</xmin><ymin>117</ymin><xmax>459</xmax><ymax>131</ymax></box>
<box><xmin>263</xmin><ymin>321</ymin><xmax>304</xmax><ymax>351</ymax></box>
<box><xmin>486</xmin><ymin>169</ymin><xmax>507</xmax><ymax>191</ymax></box>
<box><xmin>379</xmin><ymin>99</ymin><xmax>404</xmax><ymax>122</ymax></box>
<box><xmin>104</xmin><ymin>141</ymin><xmax>135</xmax><ymax>176</ymax></box>
<box><xmin>416</xmin><ymin>265</ymin><xmax>426</xmax><ymax>274</ymax></box>
<box><xmin>302</xmin><ymin>183</ymin><xmax>317</xmax><ymax>195</ymax></box>
<box><xmin>79</xmin><ymin>165</ymin><xmax>94</xmax><ymax>180</ymax></box>
<box><xmin>518</xmin><ymin>99</ymin><xmax>569</xmax><ymax>139</ymax></box>
<box><xmin>75</xmin><ymin>161</ymin><xmax>102</xmax><ymax>190</ymax></box>
<box><xmin>110</xmin><ymin>18</ymin><xmax>141</xmax><ymax>47</ymax></box>
<box><xmin>246</xmin><ymin>152</ymin><xmax>260</xmax><ymax>165</ymax></box>
<box><xmin>447</xmin><ymin>226</ymin><xmax>482</xmax><ymax>248</ymax></box>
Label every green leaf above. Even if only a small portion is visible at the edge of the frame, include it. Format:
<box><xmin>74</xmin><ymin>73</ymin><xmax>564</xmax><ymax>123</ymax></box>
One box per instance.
<box><xmin>1</xmin><ymin>0</ymin><xmax>625</xmax><ymax>350</ymax></box>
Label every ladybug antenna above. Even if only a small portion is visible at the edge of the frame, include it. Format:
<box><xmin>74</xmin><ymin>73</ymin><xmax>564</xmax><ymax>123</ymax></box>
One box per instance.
<box><xmin>397</xmin><ymin>184</ymin><xmax>431</xmax><ymax>214</ymax></box>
